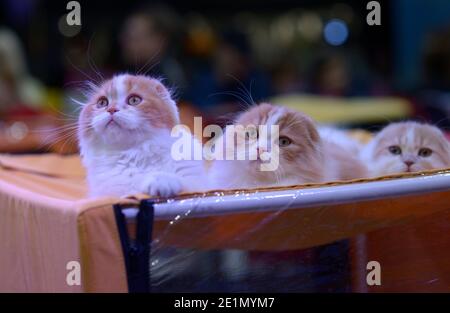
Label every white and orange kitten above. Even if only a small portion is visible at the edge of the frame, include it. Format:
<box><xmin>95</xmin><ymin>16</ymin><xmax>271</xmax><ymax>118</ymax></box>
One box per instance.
<box><xmin>361</xmin><ymin>121</ymin><xmax>450</xmax><ymax>177</ymax></box>
<box><xmin>78</xmin><ymin>74</ymin><xmax>205</xmax><ymax>197</ymax></box>
<box><xmin>208</xmin><ymin>103</ymin><xmax>367</xmax><ymax>189</ymax></box>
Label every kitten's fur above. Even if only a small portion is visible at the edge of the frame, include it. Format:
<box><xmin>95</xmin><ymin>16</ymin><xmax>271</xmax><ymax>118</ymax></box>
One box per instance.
<box><xmin>78</xmin><ymin>74</ymin><xmax>204</xmax><ymax>197</ymax></box>
<box><xmin>361</xmin><ymin>121</ymin><xmax>450</xmax><ymax>177</ymax></box>
<box><xmin>208</xmin><ymin>103</ymin><xmax>367</xmax><ymax>189</ymax></box>
<box><xmin>318</xmin><ymin>126</ymin><xmax>362</xmax><ymax>155</ymax></box>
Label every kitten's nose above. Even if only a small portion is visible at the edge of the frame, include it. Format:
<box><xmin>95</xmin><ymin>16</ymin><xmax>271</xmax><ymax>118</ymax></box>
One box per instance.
<box><xmin>404</xmin><ymin>160</ymin><xmax>415</xmax><ymax>167</ymax></box>
<box><xmin>107</xmin><ymin>107</ymin><xmax>119</xmax><ymax>114</ymax></box>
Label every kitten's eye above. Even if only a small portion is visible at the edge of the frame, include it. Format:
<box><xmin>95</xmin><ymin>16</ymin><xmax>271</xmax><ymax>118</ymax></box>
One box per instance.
<box><xmin>96</xmin><ymin>97</ymin><xmax>108</xmax><ymax>108</ymax></box>
<box><xmin>388</xmin><ymin>145</ymin><xmax>402</xmax><ymax>155</ymax></box>
<box><xmin>279</xmin><ymin>136</ymin><xmax>292</xmax><ymax>147</ymax></box>
<box><xmin>127</xmin><ymin>95</ymin><xmax>142</xmax><ymax>106</ymax></box>
<box><xmin>418</xmin><ymin>147</ymin><xmax>432</xmax><ymax>157</ymax></box>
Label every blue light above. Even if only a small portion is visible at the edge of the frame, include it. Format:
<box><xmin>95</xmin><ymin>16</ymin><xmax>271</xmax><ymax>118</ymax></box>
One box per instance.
<box><xmin>323</xmin><ymin>19</ymin><xmax>349</xmax><ymax>46</ymax></box>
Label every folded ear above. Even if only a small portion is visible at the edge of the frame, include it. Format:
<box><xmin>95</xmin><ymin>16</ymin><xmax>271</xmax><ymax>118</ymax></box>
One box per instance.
<box><xmin>154</xmin><ymin>82</ymin><xmax>171</xmax><ymax>100</ymax></box>
<box><xmin>295</xmin><ymin>111</ymin><xmax>320</xmax><ymax>144</ymax></box>
<box><xmin>153</xmin><ymin>80</ymin><xmax>180</xmax><ymax>124</ymax></box>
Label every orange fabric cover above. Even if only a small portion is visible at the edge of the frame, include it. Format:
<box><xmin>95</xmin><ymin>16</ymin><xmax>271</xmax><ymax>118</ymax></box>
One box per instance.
<box><xmin>0</xmin><ymin>154</ymin><xmax>131</xmax><ymax>292</ymax></box>
<box><xmin>0</xmin><ymin>153</ymin><xmax>450</xmax><ymax>292</ymax></box>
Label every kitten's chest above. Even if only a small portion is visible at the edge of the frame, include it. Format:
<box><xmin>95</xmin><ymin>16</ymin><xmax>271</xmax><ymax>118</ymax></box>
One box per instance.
<box><xmin>87</xmin><ymin>144</ymin><xmax>172</xmax><ymax>179</ymax></box>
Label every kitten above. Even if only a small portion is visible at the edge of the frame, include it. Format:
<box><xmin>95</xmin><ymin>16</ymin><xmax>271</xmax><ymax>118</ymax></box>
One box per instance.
<box><xmin>208</xmin><ymin>103</ymin><xmax>367</xmax><ymax>189</ymax></box>
<box><xmin>360</xmin><ymin>121</ymin><xmax>450</xmax><ymax>177</ymax></box>
<box><xmin>78</xmin><ymin>74</ymin><xmax>204</xmax><ymax>197</ymax></box>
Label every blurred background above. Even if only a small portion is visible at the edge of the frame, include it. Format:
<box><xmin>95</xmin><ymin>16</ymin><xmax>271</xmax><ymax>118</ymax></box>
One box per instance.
<box><xmin>0</xmin><ymin>0</ymin><xmax>450</xmax><ymax>152</ymax></box>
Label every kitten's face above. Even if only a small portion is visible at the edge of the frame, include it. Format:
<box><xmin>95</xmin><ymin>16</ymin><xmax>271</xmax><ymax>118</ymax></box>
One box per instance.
<box><xmin>368</xmin><ymin>122</ymin><xmax>450</xmax><ymax>175</ymax></box>
<box><xmin>79</xmin><ymin>74</ymin><xmax>179</xmax><ymax>148</ymax></box>
<box><xmin>220</xmin><ymin>103</ymin><xmax>323</xmax><ymax>184</ymax></box>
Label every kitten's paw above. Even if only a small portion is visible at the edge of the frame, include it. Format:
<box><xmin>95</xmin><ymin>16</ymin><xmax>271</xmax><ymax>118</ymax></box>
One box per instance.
<box><xmin>145</xmin><ymin>173</ymin><xmax>182</xmax><ymax>198</ymax></box>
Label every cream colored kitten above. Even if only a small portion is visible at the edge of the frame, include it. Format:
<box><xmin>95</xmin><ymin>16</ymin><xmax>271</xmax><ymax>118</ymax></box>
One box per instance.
<box><xmin>208</xmin><ymin>103</ymin><xmax>367</xmax><ymax>189</ymax></box>
<box><xmin>361</xmin><ymin>121</ymin><xmax>450</xmax><ymax>177</ymax></box>
<box><xmin>78</xmin><ymin>74</ymin><xmax>205</xmax><ymax>197</ymax></box>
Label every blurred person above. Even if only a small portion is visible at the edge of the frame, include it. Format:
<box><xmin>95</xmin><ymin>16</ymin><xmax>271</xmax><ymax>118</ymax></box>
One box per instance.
<box><xmin>271</xmin><ymin>59</ymin><xmax>305</xmax><ymax>95</ymax></box>
<box><xmin>305</xmin><ymin>53</ymin><xmax>382</xmax><ymax>97</ymax></box>
<box><xmin>0</xmin><ymin>28</ymin><xmax>45</xmax><ymax>113</ymax></box>
<box><xmin>423</xmin><ymin>29</ymin><xmax>450</xmax><ymax>91</ymax></box>
<box><xmin>187</xmin><ymin>29</ymin><xmax>272</xmax><ymax>120</ymax></box>
<box><xmin>416</xmin><ymin>28</ymin><xmax>450</xmax><ymax>128</ymax></box>
<box><xmin>0</xmin><ymin>29</ymin><xmax>77</xmax><ymax>154</ymax></box>
<box><xmin>118</xmin><ymin>5</ymin><xmax>187</xmax><ymax>91</ymax></box>
<box><xmin>307</xmin><ymin>54</ymin><xmax>351</xmax><ymax>97</ymax></box>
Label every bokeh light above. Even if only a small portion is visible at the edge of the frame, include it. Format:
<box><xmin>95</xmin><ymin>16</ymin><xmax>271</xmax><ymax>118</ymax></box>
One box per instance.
<box><xmin>323</xmin><ymin>19</ymin><xmax>349</xmax><ymax>46</ymax></box>
<box><xmin>298</xmin><ymin>12</ymin><xmax>323</xmax><ymax>41</ymax></box>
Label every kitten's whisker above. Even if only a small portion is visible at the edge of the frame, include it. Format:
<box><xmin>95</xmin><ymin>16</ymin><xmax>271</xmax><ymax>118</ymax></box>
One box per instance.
<box><xmin>46</xmin><ymin>105</ymin><xmax>80</xmax><ymax>120</ymax></box>
<box><xmin>227</xmin><ymin>74</ymin><xmax>256</xmax><ymax>106</ymax></box>
<box><xmin>217</xmin><ymin>111</ymin><xmax>241</xmax><ymax>125</ymax></box>
<box><xmin>63</xmin><ymin>80</ymin><xmax>95</xmax><ymax>89</ymax></box>
<box><xmin>140</xmin><ymin>61</ymin><xmax>161</xmax><ymax>77</ymax></box>
<box><xmin>71</xmin><ymin>97</ymin><xmax>87</xmax><ymax>107</ymax></box>
<box><xmin>47</xmin><ymin>116</ymin><xmax>79</xmax><ymax>123</ymax></box>
<box><xmin>35</xmin><ymin>127</ymin><xmax>80</xmax><ymax>153</ymax></box>
<box><xmin>208</xmin><ymin>91</ymin><xmax>253</xmax><ymax>109</ymax></box>
<box><xmin>32</xmin><ymin>127</ymin><xmax>79</xmax><ymax>137</ymax></box>
<box><xmin>39</xmin><ymin>125</ymin><xmax>82</xmax><ymax>139</ymax></box>
<box><xmin>87</xmin><ymin>33</ymin><xmax>104</xmax><ymax>82</ymax></box>
<box><xmin>249</xmin><ymin>79</ymin><xmax>256</xmax><ymax>105</ymax></box>
<box><xmin>136</xmin><ymin>43</ymin><xmax>163</xmax><ymax>76</ymax></box>
<box><xmin>237</xmin><ymin>86</ymin><xmax>255</xmax><ymax>107</ymax></box>
<box><xmin>227</xmin><ymin>90</ymin><xmax>253</xmax><ymax>107</ymax></box>
<box><xmin>65</xmin><ymin>55</ymin><xmax>99</xmax><ymax>84</ymax></box>
<box><xmin>34</xmin><ymin>120</ymin><xmax>82</xmax><ymax>130</ymax></box>
<box><xmin>433</xmin><ymin>116</ymin><xmax>450</xmax><ymax>128</ymax></box>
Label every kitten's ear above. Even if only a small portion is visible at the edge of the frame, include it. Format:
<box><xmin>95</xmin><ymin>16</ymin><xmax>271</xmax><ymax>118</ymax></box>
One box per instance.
<box><xmin>302</xmin><ymin>114</ymin><xmax>320</xmax><ymax>143</ymax></box>
<box><xmin>154</xmin><ymin>82</ymin><xmax>171</xmax><ymax>100</ymax></box>
<box><xmin>153</xmin><ymin>80</ymin><xmax>180</xmax><ymax>123</ymax></box>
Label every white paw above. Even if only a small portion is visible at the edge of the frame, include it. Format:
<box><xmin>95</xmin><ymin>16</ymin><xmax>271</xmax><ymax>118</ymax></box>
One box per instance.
<box><xmin>145</xmin><ymin>173</ymin><xmax>182</xmax><ymax>198</ymax></box>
